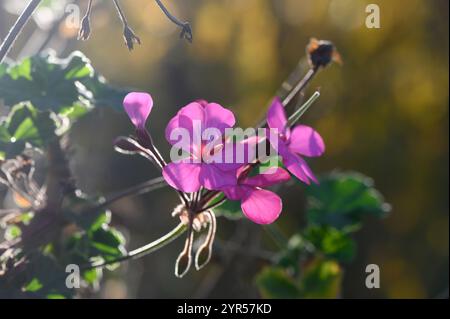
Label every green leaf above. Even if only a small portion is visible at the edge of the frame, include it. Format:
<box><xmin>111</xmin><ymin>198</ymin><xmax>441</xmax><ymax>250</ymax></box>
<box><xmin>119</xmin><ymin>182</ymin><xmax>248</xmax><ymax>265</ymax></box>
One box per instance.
<box><xmin>0</xmin><ymin>50</ymin><xmax>129</xmax><ymax>116</ymax></box>
<box><xmin>79</xmin><ymin>74</ymin><xmax>130</xmax><ymax>111</ymax></box>
<box><xmin>0</xmin><ymin>103</ymin><xmax>57</xmax><ymax>158</ymax></box>
<box><xmin>305</xmin><ymin>171</ymin><xmax>390</xmax><ymax>230</ymax></box>
<box><xmin>46</xmin><ymin>294</ymin><xmax>66</xmax><ymax>299</ymax></box>
<box><xmin>255</xmin><ymin>267</ymin><xmax>301</xmax><ymax>299</ymax></box>
<box><xmin>0</xmin><ymin>51</ymin><xmax>91</xmax><ymax>112</ymax></box>
<box><xmin>82</xmin><ymin>268</ymin><xmax>102</xmax><ymax>285</ymax></box>
<box><xmin>23</xmin><ymin>278</ymin><xmax>43</xmax><ymax>292</ymax></box>
<box><xmin>89</xmin><ymin>210</ymin><xmax>112</xmax><ymax>233</ymax></box>
<box><xmin>304</xmin><ymin>226</ymin><xmax>356</xmax><ymax>262</ymax></box>
<box><xmin>299</xmin><ymin>258</ymin><xmax>342</xmax><ymax>298</ymax></box>
<box><xmin>4</xmin><ymin>225</ymin><xmax>22</xmax><ymax>241</ymax></box>
<box><xmin>89</xmin><ymin>226</ymin><xmax>126</xmax><ymax>260</ymax></box>
<box><xmin>62</xmin><ymin>192</ymin><xmax>111</xmax><ymax>233</ymax></box>
<box><xmin>23</xmin><ymin>253</ymin><xmax>75</xmax><ymax>299</ymax></box>
<box><xmin>276</xmin><ymin>234</ymin><xmax>312</xmax><ymax>273</ymax></box>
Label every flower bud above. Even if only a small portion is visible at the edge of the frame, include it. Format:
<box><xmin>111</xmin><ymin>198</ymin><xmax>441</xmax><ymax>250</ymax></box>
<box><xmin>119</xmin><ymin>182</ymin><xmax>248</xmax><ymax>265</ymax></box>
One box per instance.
<box><xmin>78</xmin><ymin>15</ymin><xmax>91</xmax><ymax>41</ymax></box>
<box><xmin>123</xmin><ymin>26</ymin><xmax>141</xmax><ymax>51</ymax></box>
<box><xmin>113</xmin><ymin>136</ymin><xmax>142</xmax><ymax>155</ymax></box>
<box><xmin>307</xmin><ymin>38</ymin><xmax>342</xmax><ymax>69</ymax></box>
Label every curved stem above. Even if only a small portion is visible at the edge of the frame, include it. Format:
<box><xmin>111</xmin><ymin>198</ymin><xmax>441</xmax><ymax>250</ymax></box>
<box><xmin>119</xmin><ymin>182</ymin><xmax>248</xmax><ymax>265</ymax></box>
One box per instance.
<box><xmin>0</xmin><ymin>0</ymin><xmax>42</xmax><ymax>63</ymax></box>
<box><xmin>154</xmin><ymin>0</ymin><xmax>192</xmax><ymax>42</ymax></box>
<box><xmin>83</xmin><ymin>222</ymin><xmax>187</xmax><ymax>270</ymax></box>
<box><xmin>155</xmin><ymin>0</ymin><xmax>185</xmax><ymax>27</ymax></box>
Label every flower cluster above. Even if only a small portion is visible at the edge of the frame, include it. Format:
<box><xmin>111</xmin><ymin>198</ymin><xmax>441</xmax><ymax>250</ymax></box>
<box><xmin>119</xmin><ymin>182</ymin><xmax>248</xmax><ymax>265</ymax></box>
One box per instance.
<box><xmin>121</xmin><ymin>92</ymin><xmax>325</xmax><ymax>225</ymax></box>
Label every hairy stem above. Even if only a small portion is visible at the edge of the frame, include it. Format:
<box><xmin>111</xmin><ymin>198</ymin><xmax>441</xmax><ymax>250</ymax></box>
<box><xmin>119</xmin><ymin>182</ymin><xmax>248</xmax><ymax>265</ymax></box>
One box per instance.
<box><xmin>0</xmin><ymin>0</ymin><xmax>42</xmax><ymax>63</ymax></box>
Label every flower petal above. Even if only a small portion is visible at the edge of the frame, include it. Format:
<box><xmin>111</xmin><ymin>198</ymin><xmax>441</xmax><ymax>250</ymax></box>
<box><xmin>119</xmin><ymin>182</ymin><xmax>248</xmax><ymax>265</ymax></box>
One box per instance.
<box><xmin>241</xmin><ymin>167</ymin><xmax>290</xmax><ymax>187</ymax></box>
<box><xmin>267</xmin><ymin>97</ymin><xmax>289</xmax><ymax>137</ymax></box>
<box><xmin>204</xmin><ymin>102</ymin><xmax>236</xmax><ymax>134</ymax></box>
<box><xmin>289</xmin><ymin>125</ymin><xmax>325</xmax><ymax>157</ymax></box>
<box><xmin>222</xmin><ymin>186</ymin><xmax>245</xmax><ymax>201</ymax></box>
<box><xmin>296</xmin><ymin>156</ymin><xmax>318</xmax><ymax>184</ymax></box>
<box><xmin>199</xmin><ymin>164</ymin><xmax>237</xmax><ymax>190</ymax></box>
<box><xmin>162</xmin><ymin>162</ymin><xmax>202</xmax><ymax>192</ymax></box>
<box><xmin>123</xmin><ymin>92</ymin><xmax>153</xmax><ymax>129</ymax></box>
<box><xmin>241</xmin><ymin>189</ymin><xmax>283</xmax><ymax>224</ymax></box>
<box><xmin>212</xmin><ymin>136</ymin><xmax>259</xmax><ymax>172</ymax></box>
<box><xmin>282</xmin><ymin>151</ymin><xmax>318</xmax><ymax>184</ymax></box>
<box><xmin>165</xmin><ymin>102</ymin><xmax>205</xmax><ymax>145</ymax></box>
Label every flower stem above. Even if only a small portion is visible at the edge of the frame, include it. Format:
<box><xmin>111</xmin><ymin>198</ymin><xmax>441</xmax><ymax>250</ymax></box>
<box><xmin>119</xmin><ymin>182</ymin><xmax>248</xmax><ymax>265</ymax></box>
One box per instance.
<box><xmin>0</xmin><ymin>0</ymin><xmax>42</xmax><ymax>63</ymax></box>
<box><xmin>288</xmin><ymin>91</ymin><xmax>321</xmax><ymax>126</ymax></box>
<box><xmin>282</xmin><ymin>67</ymin><xmax>318</xmax><ymax>107</ymax></box>
<box><xmin>154</xmin><ymin>0</ymin><xmax>192</xmax><ymax>42</ymax></box>
<box><xmin>256</xmin><ymin>66</ymin><xmax>319</xmax><ymax>128</ymax></box>
<box><xmin>198</xmin><ymin>196</ymin><xmax>227</xmax><ymax>213</ymax></box>
<box><xmin>112</xmin><ymin>0</ymin><xmax>128</xmax><ymax>26</ymax></box>
<box><xmin>84</xmin><ymin>222</ymin><xmax>187</xmax><ymax>270</ymax></box>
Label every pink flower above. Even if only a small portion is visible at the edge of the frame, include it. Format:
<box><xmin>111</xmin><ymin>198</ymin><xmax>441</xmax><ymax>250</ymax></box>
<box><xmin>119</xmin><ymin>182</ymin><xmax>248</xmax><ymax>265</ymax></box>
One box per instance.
<box><xmin>222</xmin><ymin>167</ymin><xmax>291</xmax><ymax>224</ymax></box>
<box><xmin>163</xmin><ymin>101</ymin><xmax>239</xmax><ymax>192</ymax></box>
<box><xmin>267</xmin><ymin>97</ymin><xmax>325</xmax><ymax>184</ymax></box>
<box><xmin>123</xmin><ymin>92</ymin><xmax>153</xmax><ymax>130</ymax></box>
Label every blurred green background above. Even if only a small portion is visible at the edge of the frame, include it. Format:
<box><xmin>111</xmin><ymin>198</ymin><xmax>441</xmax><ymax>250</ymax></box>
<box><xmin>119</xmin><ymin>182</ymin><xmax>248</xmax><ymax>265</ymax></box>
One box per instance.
<box><xmin>1</xmin><ymin>0</ymin><xmax>448</xmax><ymax>298</ymax></box>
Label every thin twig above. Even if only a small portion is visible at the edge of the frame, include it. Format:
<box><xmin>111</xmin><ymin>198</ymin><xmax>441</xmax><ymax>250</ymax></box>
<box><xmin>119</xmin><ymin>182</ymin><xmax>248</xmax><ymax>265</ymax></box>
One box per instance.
<box><xmin>0</xmin><ymin>0</ymin><xmax>42</xmax><ymax>63</ymax></box>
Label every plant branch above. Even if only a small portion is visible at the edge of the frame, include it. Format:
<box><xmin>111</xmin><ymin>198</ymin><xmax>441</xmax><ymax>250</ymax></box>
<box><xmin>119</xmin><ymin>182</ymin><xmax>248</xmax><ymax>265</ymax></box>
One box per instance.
<box><xmin>0</xmin><ymin>0</ymin><xmax>42</xmax><ymax>64</ymax></box>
